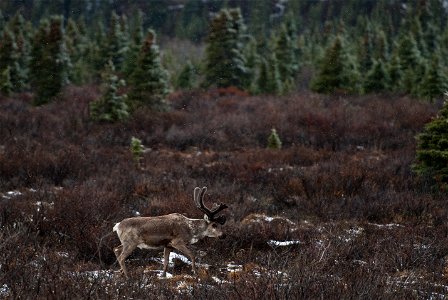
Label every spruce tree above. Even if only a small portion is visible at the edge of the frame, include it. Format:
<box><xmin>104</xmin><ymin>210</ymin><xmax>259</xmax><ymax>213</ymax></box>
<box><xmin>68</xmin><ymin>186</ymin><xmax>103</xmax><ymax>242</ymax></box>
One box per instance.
<box><xmin>274</xmin><ymin>16</ymin><xmax>299</xmax><ymax>92</ymax></box>
<box><xmin>103</xmin><ymin>11</ymin><xmax>129</xmax><ymax>71</ymax></box>
<box><xmin>4</xmin><ymin>12</ymin><xmax>30</xmax><ymax>91</ymax></box>
<box><xmin>267</xmin><ymin>128</ymin><xmax>282</xmax><ymax>150</ymax></box>
<box><xmin>90</xmin><ymin>60</ymin><xmax>129</xmax><ymax>122</ymax></box>
<box><xmin>130</xmin><ymin>136</ymin><xmax>144</xmax><ymax>167</ymax></box>
<box><xmin>257</xmin><ymin>54</ymin><xmax>282</xmax><ymax>95</ymax></box>
<box><xmin>387</xmin><ymin>49</ymin><xmax>403</xmax><ymax>92</ymax></box>
<box><xmin>419</xmin><ymin>54</ymin><xmax>448</xmax><ymax>102</ymax></box>
<box><xmin>414</xmin><ymin>97</ymin><xmax>448</xmax><ymax>189</ymax></box>
<box><xmin>65</xmin><ymin>18</ymin><xmax>89</xmax><ymax>84</ymax></box>
<box><xmin>176</xmin><ymin>60</ymin><xmax>196</xmax><ymax>90</ymax></box>
<box><xmin>204</xmin><ymin>8</ymin><xmax>249</xmax><ymax>89</ymax></box>
<box><xmin>128</xmin><ymin>30</ymin><xmax>169</xmax><ymax>111</ymax></box>
<box><xmin>30</xmin><ymin>16</ymin><xmax>71</xmax><ymax>105</ymax></box>
<box><xmin>396</xmin><ymin>33</ymin><xmax>425</xmax><ymax>95</ymax></box>
<box><xmin>311</xmin><ymin>35</ymin><xmax>362</xmax><ymax>94</ymax></box>
<box><xmin>357</xmin><ymin>23</ymin><xmax>374</xmax><ymax>74</ymax></box>
<box><xmin>0</xmin><ymin>66</ymin><xmax>12</xmax><ymax>96</ymax></box>
<box><xmin>124</xmin><ymin>9</ymin><xmax>144</xmax><ymax>78</ymax></box>
<box><xmin>243</xmin><ymin>37</ymin><xmax>259</xmax><ymax>93</ymax></box>
<box><xmin>364</xmin><ymin>59</ymin><xmax>390</xmax><ymax>93</ymax></box>
<box><xmin>373</xmin><ymin>28</ymin><xmax>389</xmax><ymax>61</ymax></box>
<box><xmin>0</xmin><ymin>29</ymin><xmax>22</xmax><ymax>92</ymax></box>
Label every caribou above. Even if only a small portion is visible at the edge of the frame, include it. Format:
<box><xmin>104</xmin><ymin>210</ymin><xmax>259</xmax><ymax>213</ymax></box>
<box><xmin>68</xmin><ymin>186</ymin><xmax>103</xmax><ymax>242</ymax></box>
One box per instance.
<box><xmin>113</xmin><ymin>186</ymin><xmax>228</xmax><ymax>278</ymax></box>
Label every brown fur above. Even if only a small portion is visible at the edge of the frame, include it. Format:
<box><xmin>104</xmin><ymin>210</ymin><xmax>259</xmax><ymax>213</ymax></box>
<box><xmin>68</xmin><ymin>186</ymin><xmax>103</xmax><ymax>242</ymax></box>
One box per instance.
<box><xmin>114</xmin><ymin>212</ymin><xmax>224</xmax><ymax>278</ymax></box>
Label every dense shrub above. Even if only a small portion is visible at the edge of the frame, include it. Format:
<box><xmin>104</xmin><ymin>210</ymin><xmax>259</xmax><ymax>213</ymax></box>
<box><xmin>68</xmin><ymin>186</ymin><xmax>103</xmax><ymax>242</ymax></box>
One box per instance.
<box><xmin>0</xmin><ymin>86</ymin><xmax>446</xmax><ymax>298</ymax></box>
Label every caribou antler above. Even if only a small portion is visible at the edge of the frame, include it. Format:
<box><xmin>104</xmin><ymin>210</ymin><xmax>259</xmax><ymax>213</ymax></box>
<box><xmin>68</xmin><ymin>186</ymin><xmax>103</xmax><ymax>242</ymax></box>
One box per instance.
<box><xmin>195</xmin><ymin>187</ymin><xmax>228</xmax><ymax>224</ymax></box>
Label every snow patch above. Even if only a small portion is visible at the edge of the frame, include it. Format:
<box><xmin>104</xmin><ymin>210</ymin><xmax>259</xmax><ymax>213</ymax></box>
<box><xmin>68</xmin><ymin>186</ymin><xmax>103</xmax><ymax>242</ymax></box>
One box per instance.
<box><xmin>0</xmin><ymin>284</ymin><xmax>9</xmax><ymax>297</ymax></box>
<box><xmin>169</xmin><ymin>252</ymin><xmax>191</xmax><ymax>265</ymax></box>
<box><xmin>2</xmin><ymin>190</ymin><xmax>22</xmax><ymax>199</ymax></box>
<box><xmin>268</xmin><ymin>240</ymin><xmax>301</xmax><ymax>247</ymax></box>
<box><xmin>368</xmin><ymin>223</ymin><xmax>404</xmax><ymax>229</ymax></box>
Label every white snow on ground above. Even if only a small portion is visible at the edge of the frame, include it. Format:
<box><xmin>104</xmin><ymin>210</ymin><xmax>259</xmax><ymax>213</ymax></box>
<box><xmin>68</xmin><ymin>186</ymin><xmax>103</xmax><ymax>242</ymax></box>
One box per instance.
<box><xmin>2</xmin><ymin>190</ymin><xmax>22</xmax><ymax>199</ymax></box>
<box><xmin>212</xmin><ymin>276</ymin><xmax>230</xmax><ymax>284</ymax></box>
<box><xmin>368</xmin><ymin>223</ymin><xmax>404</xmax><ymax>229</ymax></box>
<box><xmin>144</xmin><ymin>269</ymin><xmax>173</xmax><ymax>279</ymax></box>
<box><xmin>0</xmin><ymin>284</ymin><xmax>10</xmax><ymax>297</ymax></box>
<box><xmin>388</xmin><ymin>277</ymin><xmax>448</xmax><ymax>299</ymax></box>
<box><xmin>245</xmin><ymin>213</ymin><xmax>296</xmax><ymax>226</ymax></box>
<box><xmin>168</xmin><ymin>252</ymin><xmax>209</xmax><ymax>268</ymax></box>
<box><xmin>267</xmin><ymin>240</ymin><xmax>301</xmax><ymax>247</ymax></box>
<box><xmin>75</xmin><ymin>270</ymin><xmax>115</xmax><ymax>281</ymax></box>
<box><xmin>169</xmin><ymin>252</ymin><xmax>191</xmax><ymax>265</ymax></box>
<box><xmin>339</xmin><ymin>227</ymin><xmax>364</xmax><ymax>242</ymax></box>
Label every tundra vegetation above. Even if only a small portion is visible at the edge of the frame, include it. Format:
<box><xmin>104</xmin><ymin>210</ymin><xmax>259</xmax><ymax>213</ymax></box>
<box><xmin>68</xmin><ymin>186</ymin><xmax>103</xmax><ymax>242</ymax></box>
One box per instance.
<box><xmin>1</xmin><ymin>1</ymin><xmax>448</xmax><ymax>298</ymax></box>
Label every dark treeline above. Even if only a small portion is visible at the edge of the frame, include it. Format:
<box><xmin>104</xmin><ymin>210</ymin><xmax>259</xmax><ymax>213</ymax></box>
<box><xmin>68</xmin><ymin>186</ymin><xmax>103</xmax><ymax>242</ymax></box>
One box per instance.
<box><xmin>1</xmin><ymin>0</ymin><xmax>448</xmax><ymax>121</ymax></box>
<box><xmin>0</xmin><ymin>0</ymin><xmax>445</xmax><ymax>40</ymax></box>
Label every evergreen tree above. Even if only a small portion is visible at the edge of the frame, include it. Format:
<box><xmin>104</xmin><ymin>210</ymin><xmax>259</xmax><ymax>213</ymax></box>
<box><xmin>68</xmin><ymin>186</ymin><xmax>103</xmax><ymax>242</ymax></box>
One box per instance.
<box><xmin>414</xmin><ymin>97</ymin><xmax>448</xmax><ymax>190</ymax></box>
<box><xmin>204</xmin><ymin>8</ymin><xmax>249</xmax><ymax>89</ymax></box>
<box><xmin>373</xmin><ymin>28</ymin><xmax>389</xmax><ymax>61</ymax></box>
<box><xmin>387</xmin><ymin>49</ymin><xmax>403</xmax><ymax>92</ymax></box>
<box><xmin>419</xmin><ymin>54</ymin><xmax>448</xmax><ymax>102</ymax></box>
<box><xmin>5</xmin><ymin>12</ymin><xmax>30</xmax><ymax>91</ymax></box>
<box><xmin>176</xmin><ymin>60</ymin><xmax>196</xmax><ymax>90</ymax></box>
<box><xmin>130</xmin><ymin>136</ymin><xmax>144</xmax><ymax>167</ymax></box>
<box><xmin>267</xmin><ymin>128</ymin><xmax>282</xmax><ymax>150</ymax></box>
<box><xmin>0</xmin><ymin>29</ymin><xmax>23</xmax><ymax>92</ymax></box>
<box><xmin>103</xmin><ymin>11</ymin><xmax>129</xmax><ymax>71</ymax></box>
<box><xmin>357</xmin><ymin>22</ymin><xmax>374</xmax><ymax>73</ymax></box>
<box><xmin>0</xmin><ymin>9</ymin><xmax>4</xmax><ymax>31</ymax></box>
<box><xmin>30</xmin><ymin>16</ymin><xmax>71</xmax><ymax>105</ymax></box>
<box><xmin>274</xmin><ymin>15</ymin><xmax>300</xmax><ymax>92</ymax></box>
<box><xmin>65</xmin><ymin>18</ymin><xmax>90</xmax><ymax>84</ymax></box>
<box><xmin>124</xmin><ymin>9</ymin><xmax>144</xmax><ymax>78</ymax></box>
<box><xmin>0</xmin><ymin>66</ymin><xmax>12</xmax><ymax>96</ymax></box>
<box><xmin>396</xmin><ymin>33</ymin><xmax>425</xmax><ymax>95</ymax></box>
<box><xmin>311</xmin><ymin>35</ymin><xmax>362</xmax><ymax>94</ymax></box>
<box><xmin>128</xmin><ymin>30</ymin><xmax>169</xmax><ymax>111</ymax></box>
<box><xmin>257</xmin><ymin>54</ymin><xmax>282</xmax><ymax>95</ymax></box>
<box><xmin>364</xmin><ymin>59</ymin><xmax>390</xmax><ymax>93</ymax></box>
<box><xmin>90</xmin><ymin>60</ymin><xmax>129</xmax><ymax>122</ymax></box>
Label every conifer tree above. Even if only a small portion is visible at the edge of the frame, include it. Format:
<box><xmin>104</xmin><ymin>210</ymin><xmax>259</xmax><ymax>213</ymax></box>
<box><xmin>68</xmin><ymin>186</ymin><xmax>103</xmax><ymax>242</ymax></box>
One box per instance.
<box><xmin>30</xmin><ymin>16</ymin><xmax>71</xmax><ymax>105</ymax></box>
<box><xmin>267</xmin><ymin>128</ymin><xmax>282</xmax><ymax>150</ymax></box>
<box><xmin>0</xmin><ymin>29</ymin><xmax>23</xmax><ymax>92</ymax></box>
<box><xmin>90</xmin><ymin>60</ymin><xmax>129</xmax><ymax>122</ymax></box>
<box><xmin>128</xmin><ymin>30</ymin><xmax>169</xmax><ymax>111</ymax></box>
<box><xmin>274</xmin><ymin>16</ymin><xmax>299</xmax><ymax>92</ymax></box>
<box><xmin>242</xmin><ymin>37</ymin><xmax>259</xmax><ymax>93</ymax></box>
<box><xmin>103</xmin><ymin>11</ymin><xmax>129</xmax><ymax>71</ymax></box>
<box><xmin>387</xmin><ymin>49</ymin><xmax>403</xmax><ymax>92</ymax></box>
<box><xmin>124</xmin><ymin>10</ymin><xmax>144</xmax><ymax>78</ymax></box>
<box><xmin>65</xmin><ymin>18</ymin><xmax>89</xmax><ymax>84</ymax></box>
<box><xmin>0</xmin><ymin>9</ymin><xmax>4</xmax><ymax>31</ymax></box>
<box><xmin>357</xmin><ymin>23</ymin><xmax>374</xmax><ymax>73</ymax></box>
<box><xmin>414</xmin><ymin>97</ymin><xmax>448</xmax><ymax>189</ymax></box>
<box><xmin>204</xmin><ymin>8</ymin><xmax>249</xmax><ymax>89</ymax></box>
<box><xmin>0</xmin><ymin>66</ymin><xmax>12</xmax><ymax>96</ymax></box>
<box><xmin>419</xmin><ymin>54</ymin><xmax>448</xmax><ymax>102</ymax></box>
<box><xmin>373</xmin><ymin>28</ymin><xmax>389</xmax><ymax>61</ymax></box>
<box><xmin>311</xmin><ymin>35</ymin><xmax>362</xmax><ymax>94</ymax></box>
<box><xmin>396</xmin><ymin>33</ymin><xmax>425</xmax><ymax>95</ymax></box>
<box><xmin>176</xmin><ymin>60</ymin><xmax>196</xmax><ymax>90</ymax></box>
<box><xmin>257</xmin><ymin>54</ymin><xmax>282</xmax><ymax>95</ymax></box>
<box><xmin>364</xmin><ymin>59</ymin><xmax>390</xmax><ymax>93</ymax></box>
<box><xmin>5</xmin><ymin>12</ymin><xmax>30</xmax><ymax>91</ymax></box>
<box><xmin>130</xmin><ymin>136</ymin><xmax>144</xmax><ymax>167</ymax></box>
